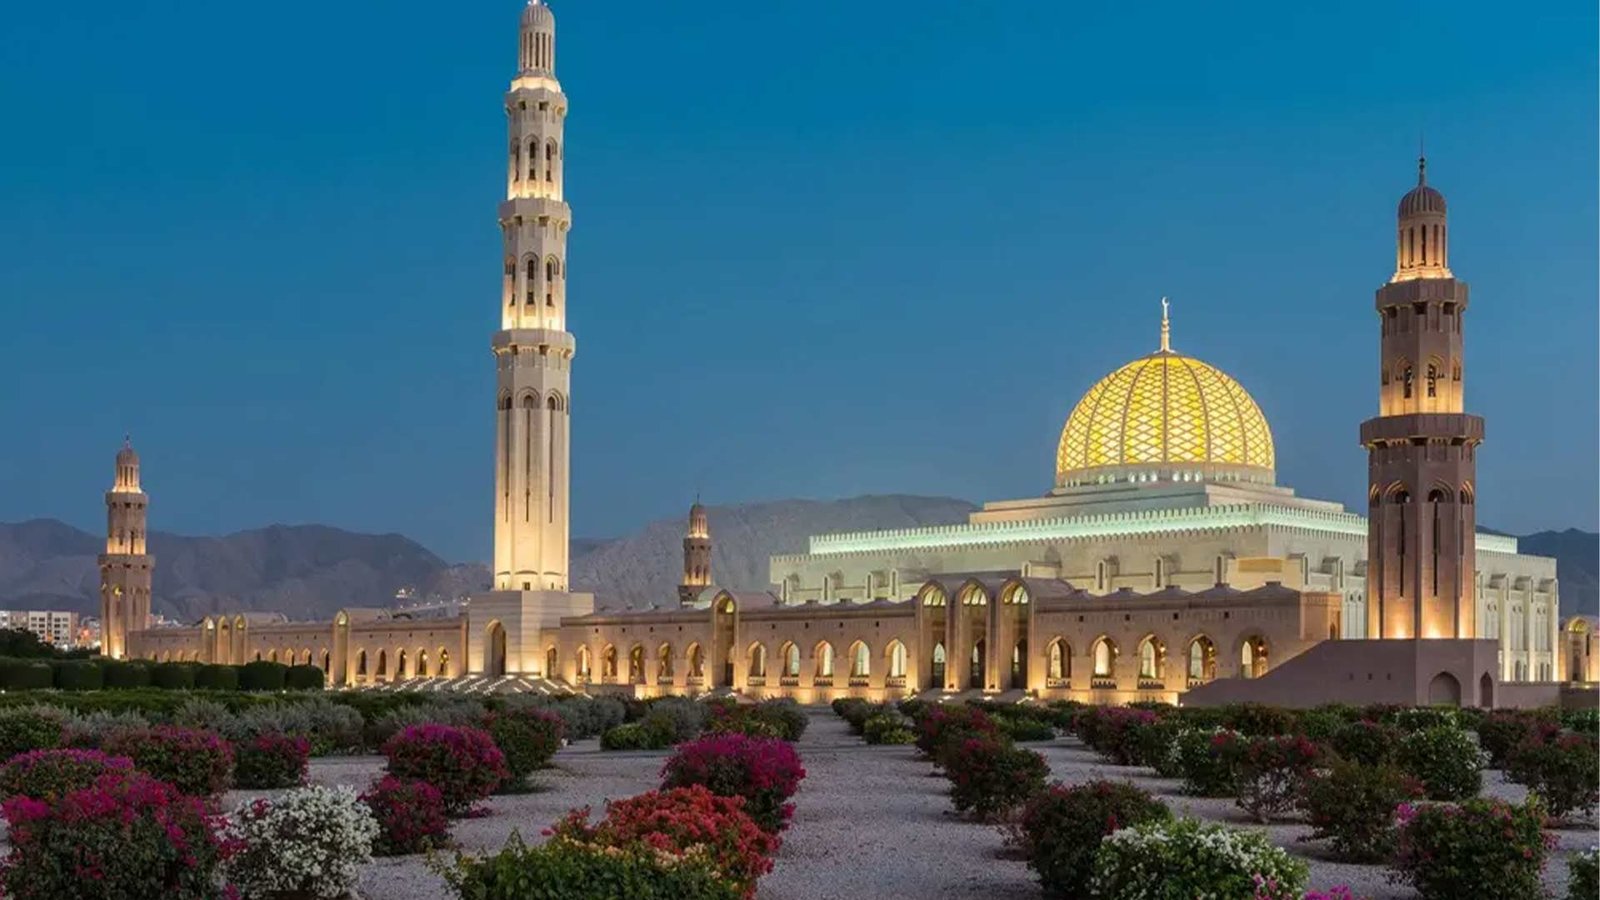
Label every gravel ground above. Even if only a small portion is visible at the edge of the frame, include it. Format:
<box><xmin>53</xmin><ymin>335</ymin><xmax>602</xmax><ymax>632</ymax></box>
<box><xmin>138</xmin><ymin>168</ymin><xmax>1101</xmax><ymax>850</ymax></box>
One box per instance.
<box><xmin>211</xmin><ymin>711</ymin><xmax>1591</xmax><ymax>899</ymax></box>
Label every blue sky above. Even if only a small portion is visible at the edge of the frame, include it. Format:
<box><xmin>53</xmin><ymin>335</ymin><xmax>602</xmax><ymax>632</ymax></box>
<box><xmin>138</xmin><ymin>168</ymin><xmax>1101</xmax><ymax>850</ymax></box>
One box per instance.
<box><xmin>1</xmin><ymin>0</ymin><xmax>1594</xmax><ymax>562</ymax></box>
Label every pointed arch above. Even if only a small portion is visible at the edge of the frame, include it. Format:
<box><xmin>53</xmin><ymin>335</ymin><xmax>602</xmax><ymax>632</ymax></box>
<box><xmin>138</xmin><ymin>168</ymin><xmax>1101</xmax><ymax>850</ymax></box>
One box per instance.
<box><xmin>1136</xmin><ymin>634</ymin><xmax>1166</xmax><ymax>681</ymax></box>
<box><xmin>1238</xmin><ymin>634</ymin><xmax>1269</xmax><ymax>679</ymax></box>
<box><xmin>628</xmin><ymin>644</ymin><xmax>646</xmax><ymax>684</ymax></box>
<box><xmin>1091</xmin><ymin>636</ymin><xmax>1117</xmax><ymax>679</ymax></box>
<box><xmin>746</xmin><ymin>642</ymin><xmax>767</xmax><ymax>679</ymax></box>
<box><xmin>848</xmin><ymin>640</ymin><xmax>871</xmax><ymax>679</ymax></box>
<box><xmin>1186</xmin><ymin>634</ymin><xmax>1217</xmax><ymax>683</ymax></box>
<box><xmin>814</xmin><ymin>641</ymin><xmax>835</xmax><ymax>679</ymax></box>
<box><xmin>779</xmin><ymin>641</ymin><xmax>800</xmax><ymax>678</ymax></box>
<box><xmin>657</xmin><ymin>642</ymin><xmax>674</xmax><ymax>680</ymax></box>
<box><xmin>885</xmin><ymin>639</ymin><xmax>908</xmax><ymax>679</ymax></box>
<box><xmin>1046</xmin><ymin>637</ymin><xmax>1071</xmax><ymax>681</ymax></box>
<box><xmin>685</xmin><ymin>642</ymin><xmax>703</xmax><ymax>678</ymax></box>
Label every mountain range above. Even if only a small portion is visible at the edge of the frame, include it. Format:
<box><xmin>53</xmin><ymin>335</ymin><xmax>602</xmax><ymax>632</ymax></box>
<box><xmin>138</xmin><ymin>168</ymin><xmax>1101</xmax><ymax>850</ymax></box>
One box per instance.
<box><xmin>0</xmin><ymin>496</ymin><xmax>1592</xmax><ymax>623</ymax></box>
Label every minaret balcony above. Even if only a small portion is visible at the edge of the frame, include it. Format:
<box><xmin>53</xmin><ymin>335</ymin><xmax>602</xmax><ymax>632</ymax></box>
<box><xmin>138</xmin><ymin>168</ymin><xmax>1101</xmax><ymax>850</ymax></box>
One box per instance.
<box><xmin>493</xmin><ymin>329</ymin><xmax>575</xmax><ymax>354</ymax></box>
<box><xmin>1375</xmin><ymin>276</ymin><xmax>1469</xmax><ymax>310</ymax></box>
<box><xmin>1360</xmin><ymin>413</ymin><xmax>1484</xmax><ymax>446</ymax></box>
<box><xmin>499</xmin><ymin>196</ymin><xmax>570</xmax><ymax>224</ymax></box>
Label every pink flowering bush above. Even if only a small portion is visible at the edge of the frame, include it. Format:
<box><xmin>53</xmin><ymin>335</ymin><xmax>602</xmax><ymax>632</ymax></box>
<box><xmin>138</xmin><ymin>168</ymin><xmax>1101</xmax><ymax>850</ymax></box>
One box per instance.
<box><xmin>382</xmin><ymin>723</ymin><xmax>508</xmax><ymax>817</ymax></box>
<box><xmin>550</xmin><ymin>785</ymin><xmax>778</xmax><ymax>898</ymax></box>
<box><xmin>1301</xmin><ymin>760</ymin><xmax>1423</xmax><ymax>862</ymax></box>
<box><xmin>660</xmin><ymin>733</ymin><xmax>805</xmax><ymax>833</ymax></box>
<box><xmin>941</xmin><ymin>735</ymin><xmax>1049</xmax><ymax>822</ymax></box>
<box><xmin>1391</xmin><ymin>797</ymin><xmax>1553</xmax><ymax>900</ymax></box>
<box><xmin>1176</xmin><ymin>727</ymin><xmax>1245</xmax><ymax>796</ymax></box>
<box><xmin>484</xmin><ymin>707</ymin><xmax>564</xmax><ymax>787</ymax></box>
<box><xmin>1084</xmin><ymin>707</ymin><xmax>1160</xmax><ymax>766</ymax></box>
<box><xmin>0</xmin><ymin>748</ymin><xmax>134</xmax><ymax>803</ymax></box>
<box><xmin>1477</xmin><ymin>710</ymin><xmax>1559</xmax><ymax>768</ymax></box>
<box><xmin>1503</xmin><ymin>731</ymin><xmax>1599</xmax><ymax>823</ymax></box>
<box><xmin>0</xmin><ymin>770</ymin><xmax>230</xmax><ymax>900</ymax></box>
<box><xmin>1235</xmin><ymin>734</ymin><xmax>1323</xmax><ymax>823</ymax></box>
<box><xmin>233</xmin><ymin>732</ymin><xmax>310</xmax><ymax>789</ymax></box>
<box><xmin>102</xmin><ymin>725</ymin><xmax>235</xmax><ymax>797</ymax></box>
<box><xmin>362</xmin><ymin>776</ymin><xmax>451</xmax><ymax>855</ymax></box>
<box><xmin>1016</xmin><ymin>779</ymin><xmax>1170</xmax><ymax>898</ymax></box>
<box><xmin>914</xmin><ymin>704</ymin><xmax>999</xmax><ymax>762</ymax></box>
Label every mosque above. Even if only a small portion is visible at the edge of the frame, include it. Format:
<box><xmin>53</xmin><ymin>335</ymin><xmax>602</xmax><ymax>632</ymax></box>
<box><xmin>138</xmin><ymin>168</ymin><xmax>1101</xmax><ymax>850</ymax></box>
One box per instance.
<box><xmin>117</xmin><ymin>1</ymin><xmax>1585</xmax><ymax>705</ymax></box>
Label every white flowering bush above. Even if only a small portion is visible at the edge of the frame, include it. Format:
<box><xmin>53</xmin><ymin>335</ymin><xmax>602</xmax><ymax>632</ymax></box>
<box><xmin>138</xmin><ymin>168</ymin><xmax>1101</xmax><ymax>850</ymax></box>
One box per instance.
<box><xmin>1090</xmin><ymin>817</ymin><xmax>1307</xmax><ymax>900</ymax></box>
<box><xmin>224</xmin><ymin>785</ymin><xmax>380</xmax><ymax>900</ymax></box>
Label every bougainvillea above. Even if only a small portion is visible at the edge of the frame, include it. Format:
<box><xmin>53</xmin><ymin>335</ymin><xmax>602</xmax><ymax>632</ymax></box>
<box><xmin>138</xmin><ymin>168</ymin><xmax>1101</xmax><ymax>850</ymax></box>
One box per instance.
<box><xmin>232</xmin><ymin>731</ymin><xmax>310</xmax><ymax>790</ymax></box>
<box><xmin>1301</xmin><ymin>760</ymin><xmax>1423</xmax><ymax>862</ymax></box>
<box><xmin>382</xmin><ymin>723</ymin><xmax>508</xmax><ymax>817</ymax></box>
<box><xmin>1234</xmin><ymin>734</ymin><xmax>1322</xmax><ymax>823</ymax></box>
<box><xmin>941</xmin><ymin>735</ymin><xmax>1049</xmax><ymax>822</ymax></box>
<box><xmin>102</xmin><ymin>725</ymin><xmax>235</xmax><ymax>797</ymax></box>
<box><xmin>1176</xmin><ymin>727</ymin><xmax>1244</xmax><ymax>797</ymax></box>
<box><xmin>223</xmin><ymin>785</ymin><xmax>379</xmax><ymax>899</ymax></box>
<box><xmin>362</xmin><ymin>776</ymin><xmax>451</xmax><ymax>856</ymax></box>
<box><xmin>0</xmin><ymin>770</ymin><xmax>229</xmax><ymax>900</ymax></box>
<box><xmin>1328</xmin><ymin>719</ymin><xmax>1400</xmax><ymax>767</ymax></box>
<box><xmin>1476</xmin><ymin>710</ymin><xmax>1559</xmax><ymax>768</ymax></box>
<box><xmin>0</xmin><ymin>748</ymin><xmax>134</xmax><ymax>803</ymax></box>
<box><xmin>550</xmin><ymin>785</ymin><xmax>778</xmax><ymax>898</ymax></box>
<box><xmin>1391</xmin><ymin>797</ymin><xmax>1553</xmax><ymax>900</ymax></box>
<box><xmin>1016</xmin><ymin>780</ymin><xmax>1170</xmax><ymax>898</ymax></box>
<box><xmin>1084</xmin><ymin>707</ymin><xmax>1160</xmax><ymax>766</ymax></box>
<box><xmin>1504</xmin><ymin>731</ymin><xmax>1599</xmax><ymax>823</ymax></box>
<box><xmin>660</xmin><ymin>733</ymin><xmax>805</xmax><ymax>833</ymax></box>
<box><xmin>1091</xmin><ymin>817</ymin><xmax>1308</xmax><ymax>900</ymax></box>
<box><xmin>913</xmin><ymin>704</ymin><xmax>999</xmax><ymax>762</ymax></box>
<box><xmin>485</xmin><ymin>706</ymin><xmax>564</xmax><ymax>786</ymax></box>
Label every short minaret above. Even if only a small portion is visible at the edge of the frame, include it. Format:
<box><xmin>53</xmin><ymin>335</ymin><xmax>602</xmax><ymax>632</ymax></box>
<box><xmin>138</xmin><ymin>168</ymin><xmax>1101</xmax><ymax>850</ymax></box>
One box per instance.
<box><xmin>493</xmin><ymin>0</ymin><xmax>574</xmax><ymax>593</ymax></box>
<box><xmin>98</xmin><ymin>438</ymin><xmax>153</xmax><ymax>659</ymax></box>
<box><xmin>1361</xmin><ymin>156</ymin><xmax>1481</xmax><ymax>640</ymax></box>
<box><xmin>679</xmin><ymin>500</ymin><xmax>713</xmax><ymax>605</ymax></box>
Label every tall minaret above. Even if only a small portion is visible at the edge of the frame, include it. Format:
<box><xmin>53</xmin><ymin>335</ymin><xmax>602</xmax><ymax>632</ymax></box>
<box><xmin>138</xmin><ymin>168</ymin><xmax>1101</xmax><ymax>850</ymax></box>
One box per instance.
<box><xmin>679</xmin><ymin>500</ymin><xmax>712</xmax><ymax>605</ymax></box>
<box><xmin>98</xmin><ymin>438</ymin><xmax>153</xmax><ymax>659</ymax></box>
<box><xmin>1361</xmin><ymin>156</ymin><xmax>1481</xmax><ymax>640</ymax></box>
<box><xmin>493</xmin><ymin>0</ymin><xmax>573</xmax><ymax>593</ymax></box>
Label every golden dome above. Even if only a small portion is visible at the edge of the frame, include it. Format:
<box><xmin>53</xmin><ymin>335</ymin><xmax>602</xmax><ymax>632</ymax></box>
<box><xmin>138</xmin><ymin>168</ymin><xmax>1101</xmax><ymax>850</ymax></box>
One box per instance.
<box><xmin>1055</xmin><ymin>307</ymin><xmax>1275</xmax><ymax>488</ymax></box>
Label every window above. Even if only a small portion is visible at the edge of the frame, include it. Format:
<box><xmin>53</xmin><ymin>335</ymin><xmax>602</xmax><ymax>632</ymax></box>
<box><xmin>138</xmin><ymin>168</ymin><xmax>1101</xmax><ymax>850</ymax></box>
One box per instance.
<box><xmin>888</xmin><ymin>641</ymin><xmax>907</xmax><ymax>678</ymax></box>
<box><xmin>815</xmin><ymin>642</ymin><xmax>834</xmax><ymax>678</ymax></box>
<box><xmin>1047</xmin><ymin>639</ymin><xmax>1066</xmax><ymax>680</ymax></box>
<box><xmin>850</xmin><ymin>642</ymin><xmax>870</xmax><ymax>678</ymax></box>
<box><xmin>1188</xmin><ymin>636</ymin><xmax>1215</xmax><ymax>681</ymax></box>
<box><xmin>1402</xmin><ymin>365</ymin><xmax>1414</xmax><ymax>399</ymax></box>
<box><xmin>782</xmin><ymin>643</ymin><xmax>799</xmax><ymax>677</ymax></box>
<box><xmin>1092</xmin><ymin>638</ymin><xmax>1116</xmax><ymax>678</ymax></box>
<box><xmin>525</xmin><ymin>259</ymin><xmax>537</xmax><ymax>307</ymax></box>
<box><xmin>1138</xmin><ymin>637</ymin><xmax>1163</xmax><ymax>680</ymax></box>
<box><xmin>545</xmin><ymin>141</ymin><xmax>556</xmax><ymax>182</ymax></box>
<box><xmin>1426</xmin><ymin>363</ymin><xmax>1439</xmax><ymax>398</ymax></box>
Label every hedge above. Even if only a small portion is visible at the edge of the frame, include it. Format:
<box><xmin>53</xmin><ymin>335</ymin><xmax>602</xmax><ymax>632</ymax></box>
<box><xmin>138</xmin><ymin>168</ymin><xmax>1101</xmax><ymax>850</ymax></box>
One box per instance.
<box><xmin>285</xmin><ymin>665</ymin><xmax>325</xmax><ymax>691</ymax></box>
<box><xmin>195</xmin><ymin>664</ymin><xmax>240</xmax><ymax>691</ymax></box>
<box><xmin>53</xmin><ymin>660</ymin><xmax>105</xmax><ymax>691</ymax></box>
<box><xmin>0</xmin><ymin>660</ymin><xmax>54</xmax><ymax>690</ymax></box>
<box><xmin>239</xmin><ymin>661</ymin><xmax>289</xmax><ymax>692</ymax></box>
<box><xmin>102</xmin><ymin>661</ymin><xmax>152</xmax><ymax>689</ymax></box>
<box><xmin>151</xmin><ymin>662</ymin><xmax>197</xmax><ymax>690</ymax></box>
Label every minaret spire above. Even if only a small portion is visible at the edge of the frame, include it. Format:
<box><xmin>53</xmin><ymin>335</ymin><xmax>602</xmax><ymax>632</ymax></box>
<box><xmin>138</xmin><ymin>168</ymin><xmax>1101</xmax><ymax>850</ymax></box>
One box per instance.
<box><xmin>99</xmin><ymin>439</ymin><xmax>153</xmax><ymax>659</ymax></box>
<box><xmin>1159</xmin><ymin>297</ymin><xmax>1171</xmax><ymax>352</ymax></box>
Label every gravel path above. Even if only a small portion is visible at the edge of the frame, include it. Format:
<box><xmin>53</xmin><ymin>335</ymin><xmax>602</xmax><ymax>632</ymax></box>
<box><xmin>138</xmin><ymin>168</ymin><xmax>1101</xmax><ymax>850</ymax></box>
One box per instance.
<box><xmin>212</xmin><ymin>711</ymin><xmax>1590</xmax><ymax>899</ymax></box>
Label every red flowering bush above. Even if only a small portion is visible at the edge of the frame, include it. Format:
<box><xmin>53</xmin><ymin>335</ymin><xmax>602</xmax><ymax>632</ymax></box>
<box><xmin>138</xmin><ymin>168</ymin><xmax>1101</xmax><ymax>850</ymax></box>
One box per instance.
<box><xmin>0</xmin><ymin>748</ymin><xmax>134</xmax><ymax>804</ymax></box>
<box><xmin>1301</xmin><ymin>761</ymin><xmax>1423</xmax><ymax>861</ymax></box>
<box><xmin>1084</xmin><ymin>707</ymin><xmax>1160</xmax><ymax>766</ymax></box>
<box><xmin>551</xmin><ymin>785</ymin><xmax>778</xmax><ymax>898</ymax></box>
<box><xmin>382</xmin><ymin>723</ymin><xmax>508</xmax><ymax>817</ymax></box>
<box><xmin>1504</xmin><ymin>730</ymin><xmax>1599</xmax><ymax>823</ymax></box>
<box><xmin>1391</xmin><ymin>797</ymin><xmax>1554</xmax><ymax>900</ymax></box>
<box><xmin>102</xmin><ymin>725</ymin><xmax>234</xmax><ymax>797</ymax></box>
<box><xmin>660</xmin><ymin>733</ymin><xmax>805</xmax><ymax>833</ymax></box>
<box><xmin>942</xmin><ymin>735</ymin><xmax>1049</xmax><ymax>821</ymax></box>
<box><xmin>1176</xmin><ymin>727</ymin><xmax>1245</xmax><ymax>796</ymax></box>
<box><xmin>1235</xmin><ymin>734</ymin><xmax>1322</xmax><ymax>823</ymax></box>
<box><xmin>1477</xmin><ymin>710</ymin><xmax>1559</xmax><ymax>768</ymax></box>
<box><xmin>362</xmin><ymin>776</ymin><xmax>451</xmax><ymax>855</ymax></box>
<box><xmin>914</xmin><ymin>704</ymin><xmax>999</xmax><ymax>762</ymax></box>
<box><xmin>485</xmin><ymin>707</ymin><xmax>564</xmax><ymax>786</ymax></box>
<box><xmin>233</xmin><ymin>732</ymin><xmax>310</xmax><ymax>789</ymax></box>
<box><xmin>1016</xmin><ymin>780</ymin><xmax>1170</xmax><ymax>898</ymax></box>
<box><xmin>0</xmin><ymin>770</ymin><xmax>229</xmax><ymax>900</ymax></box>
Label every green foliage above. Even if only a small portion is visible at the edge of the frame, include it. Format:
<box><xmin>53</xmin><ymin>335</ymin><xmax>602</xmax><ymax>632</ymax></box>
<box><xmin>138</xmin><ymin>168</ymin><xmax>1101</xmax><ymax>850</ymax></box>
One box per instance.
<box><xmin>1017</xmin><ymin>780</ymin><xmax>1170</xmax><ymax>899</ymax></box>
<box><xmin>641</xmin><ymin>697</ymin><xmax>710</xmax><ymax>744</ymax></box>
<box><xmin>284</xmin><ymin>664</ymin><xmax>325</xmax><ymax>691</ymax></box>
<box><xmin>0</xmin><ymin>629</ymin><xmax>63</xmax><ymax>659</ymax></box>
<box><xmin>750</xmin><ymin>699</ymin><xmax>807</xmax><ymax>742</ymax></box>
<box><xmin>1395</xmin><ymin>725</ymin><xmax>1484</xmax><ymax>801</ymax></box>
<box><xmin>487</xmin><ymin>707</ymin><xmax>565</xmax><ymax>784</ymax></box>
<box><xmin>1392</xmin><ymin>798</ymin><xmax>1550</xmax><ymax>900</ymax></box>
<box><xmin>239</xmin><ymin>660</ymin><xmax>288</xmax><ymax>692</ymax></box>
<box><xmin>53</xmin><ymin>660</ymin><xmax>105</xmax><ymax>691</ymax></box>
<box><xmin>1328</xmin><ymin>719</ymin><xmax>1400</xmax><ymax>767</ymax></box>
<box><xmin>600</xmin><ymin>720</ymin><xmax>674</xmax><ymax>751</ymax></box>
<box><xmin>1504</xmin><ymin>731</ymin><xmax>1600</xmax><ymax>822</ymax></box>
<box><xmin>149</xmin><ymin>662</ymin><xmax>196</xmax><ymax>690</ymax></box>
<box><xmin>862</xmin><ymin>712</ymin><xmax>915</xmax><ymax>745</ymax></box>
<box><xmin>102</xmin><ymin>660</ymin><xmax>152</xmax><ymax>689</ymax></box>
<box><xmin>1175</xmin><ymin>727</ymin><xmax>1243</xmax><ymax>797</ymax></box>
<box><xmin>1090</xmin><ymin>817</ymin><xmax>1308</xmax><ymax>900</ymax></box>
<box><xmin>195</xmin><ymin>664</ymin><xmax>240</xmax><ymax>691</ymax></box>
<box><xmin>942</xmin><ymin>735</ymin><xmax>1049</xmax><ymax>821</ymax></box>
<box><xmin>0</xmin><ymin>659</ymin><xmax>54</xmax><ymax>690</ymax></box>
<box><xmin>1561</xmin><ymin>707</ymin><xmax>1599</xmax><ymax>740</ymax></box>
<box><xmin>1000</xmin><ymin>716</ymin><xmax>1056</xmax><ymax>742</ymax></box>
<box><xmin>1302</xmin><ymin>761</ymin><xmax>1423</xmax><ymax>862</ymax></box>
<box><xmin>103</xmin><ymin>726</ymin><xmax>236</xmax><ymax>797</ymax></box>
<box><xmin>0</xmin><ymin>707</ymin><xmax>65</xmax><ymax>760</ymax></box>
<box><xmin>437</xmin><ymin>832</ymin><xmax>742</xmax><ymax>900</ymax></box>
<box><xmin>1477</xmin><ymin>709</ymin><xmax>1558</xmax><ymax>767</ymax></box>
<box><xmin>1567</xmin><ymin>847</ymin><xmax>1599</xmax><ymax>900</ymax></box>
<box><xmin>1216</xmin><ymin>703</ymin><xmax>1298</xmax><ymax>737</ymax></box>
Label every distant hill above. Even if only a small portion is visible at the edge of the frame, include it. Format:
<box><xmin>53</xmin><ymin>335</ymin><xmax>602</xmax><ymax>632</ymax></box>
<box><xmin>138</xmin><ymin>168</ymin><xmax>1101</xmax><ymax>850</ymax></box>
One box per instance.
<box><xmin>0</xmin><ymin>503</ymin><xmax>1591</xmax><ymax>624</ymax></box>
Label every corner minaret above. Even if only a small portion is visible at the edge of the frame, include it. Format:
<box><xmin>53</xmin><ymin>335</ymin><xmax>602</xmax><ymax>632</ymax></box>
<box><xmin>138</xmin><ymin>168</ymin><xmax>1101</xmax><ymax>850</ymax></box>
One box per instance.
<box><xmin>493</xmin><ymin>0</ymin><xmax>573</xmax><ymax>592</ymax></box>
<box><xmin>1361</xmin><ymin>156</ymin><xmax>1481</xmax><ymax>640</ymax></box>
<box><xmin>98</xmin><ymin>438</ymin><xmax>153</xmax><ymax>659</ymax></box>
<box><xmin>679</xmin><ymin>500</ymin><xmax>712</xmax><ymax>605</ymax></box>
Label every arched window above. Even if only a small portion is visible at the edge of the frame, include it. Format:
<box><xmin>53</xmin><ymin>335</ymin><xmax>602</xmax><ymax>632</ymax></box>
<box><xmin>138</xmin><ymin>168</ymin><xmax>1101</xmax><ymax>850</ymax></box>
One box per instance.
<box><xmin>815</xmin><ymin>642</ymin><xmax>834</xmax><ymax>678</ymax></box>
<box><xmin>1137</xmin><ymin>636</ymin><xmax>1164</xmax><ymax>680</ymax></box>
<box><xmin>375</xmin><ymin>650</ymin><xmax>387</xmax><ymax>678</ymax></box>
<box><xmin>545</xmin><ymin>140</ymin><xmax>556</xmax><ymax>182</ymax></box>
<box><xmin>1240</xmin><ymin>636</ymin><xmax>1269</xmax><ymax>679</ymax></box>
<box><xmin>602</xmin><ymin>646</ymin><xmax>618</xmax><ymax>679</ymax></box>
<box><xmin>887</xmin><ymin>641</ymin><xmax>907</xmax><ymax>679</ymax></box>
<box><xmin>355</xmin><ymin>650</ymin><xmax>367</xmax><ymax>676</ymax></box>
<box><xmin>850</xmin><ymin>641</ymin><xmax>870</xmax><ymax>678</ymax></box>
<box><xmin>1092</xmin><ymin>638</ymin><xmax>1117</xmax><ymax>678</ymax></box>
<box><xmin>781</xmin><ymin>642</ymin><xmax>800</xmax><ymax>678</ymax></box>
<box><xmin>1047</xmin><ymin>639</ymin><xmax>1068</xmax><ymax>680</ymax></box>
<box><xmin>438</xmin><ymin>648</ymin><xmax>451</xmax><ymax>677</ymax></box>
<box><xmin>1426</xmin><ymin>363</ymin><xmax>1439</xmax><ymax>399</ymax></box>
<box><xmin>527</xmin><ymin>139</ymin><xmax>538</xmax><ymax>179</ymax></box>
<box><xmin>1402</xmin><ymin>364</ymin><xmax>1414</xmax><ymax>399</ymax></box>
<box><xmin>545</xmin><ymin>257</ymin><xmax>560</xmax><ymax>306</ymax></box>
<box><xmin>748</xmin><ymin>643</ymin><xmax>767</xmax><ymax>678</ymax></box>
<box><xmin>417</xmin><ymin>649</ymin><xmax>429</xmax><ymax>677</ymax></box>
<box><xmin>576</xmin><ymin>646</ymin><xmax>591</xmax><ymax>679</ymax></box>
<box><xmin>396</xmin><ymin>650</ymin><xmax>408</xmax><ymax>678</ymax></box>
<box><xmin>628</xmin><ymin>645</ymin><xmax>645</xmax><ymax>683</ymax></box>
<box><xmin>687</xmin><ymin>643</ymin><xmax>703</xmax><ymax>677</ymax></box>
<box><xmin>543</xmin><ymin>646</ymin><xmax>556</xmax><ymax>678</ymax></box>
<box><xmin>1187</xmin><ymin>636</ymin><xmax>1216</xmax><ymax>682</ymax></box>
<box><xmin>657</xmin><ymin>644</ymin><xmax>673</xmax><ymax>679</ymax></box>
<box><xmin>525</xmin><ymin>258</ymin><xmax>537</xmax><ymax>307</ymax></box>
<box><xmin>931</xmin><ymin>642</ymin><xmax>946</xmax><ymax>683</ymax></box>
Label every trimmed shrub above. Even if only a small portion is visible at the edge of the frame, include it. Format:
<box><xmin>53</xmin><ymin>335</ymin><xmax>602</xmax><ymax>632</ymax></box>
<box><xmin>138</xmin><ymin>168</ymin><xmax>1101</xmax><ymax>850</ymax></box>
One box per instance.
<box><xmin>0</xmin><ymin>771</ymin><xmax>229</xmax><ymax>900</ymax></box>
<box><xmin>0</xmin><ymin>707</ymin><xmax>64</xmax><ymax>760</ymax></box>
<box><xmin>1301</xmin><ymin>761</ymin><xmax>1423</xmax><ymax>862</ymax></box>
<box><xmin>1219</xmin><ymin>703</ymin><xmax>1298</xmax><ymax>737</ymax></box>
<box><xmin>642</xmin><ymin>697</ymin><xmax>710</xmax><ymax>743</ymax></box>
<box><xmin>550</xmin><ymin>785</ymin><xmax>778</xmax><ymax>897</ymax></box>
<box><xmin>1568</xmin><ymin>847</ymin><xmax>1599</xmax><ymax>900</ymax></box>
<box><xmin>660</xmin><ymin>732</ymin><xmax>805</xmax><ymax>833</ymax></box>
<box><xmin>1234</xmin><ymin>734</ymin><xmax>1322</xmax><ymax>824</ymax></box>
<box><xmin>914</xmin><ymin>703</ymin><xmax>999</xmax><ymax>762</ymax></box>
<box><xmin>1504</xmin><ymin>730</ymin><xmax>1599</xmax><ymax>822</ymax></box>
<box><xmin>941</xmin><ymin>735</ymin><xmax>1049</xmax><ymax>822</ymax></box>
<box><xmin>195</xmin><ymin>664</ymin><xmax>240</xmax><ymax>691</ymax></box>
<box><xmin>149</xmin><ymin>662</ymin><xmax>196</xmax><ymax>690</ymax></box>
<box><xmin>233</xmin><ymin>731</ymin><xmax>310</xmax><ymax>789</ymax></box>
<box><xmin>1176</xmin><ymin>727</ymin><xmax>1243</xmax><ymax>797</ymax></box>
<box><xmin>862</xmin><ymin>712</ymin><xmax>915</xmax><ymax>745</ymax></box>
<box><xmin>601</xmin><ymin>719</ymin><xmax>674</xmax><ymax>751</ymax></box>
<box><xmin>1562</xmin><ymin>707</ymin><xmax>1600</xmax><ymax>740</ymax></box>
<box><xmin>0</xmin><ymin>748</ymin><xmax>134</xmax><ymax>803</ymax></box>
<box><xmin>1130</xmin><ymin>715</ymin><xmax>1186</xmax><ymax>776</ymax></box>
<box><xmin>753</xmin><ymin>699</ymin><xmax>808</xmax><ymax>742</ymax></box>
<box><xmin>0</xmin><ymin>659</ymin><xmax>54</xmax><ymax>690</ymax></box>
<box><xmin>363</xmin><ymin>776</ymin><xmax>451</xmax><ymax>856</ymax></box>
<box><xmin>1392</xmin><ymin>797</ymin><xmax>1551</xmax><ymax>900</ymax></box>
<box><xmin>239</xmin><ymin>660</ymin><xmax>289</xmax><ymax>692</ymax></box>
<box><xmin>1016</xmin><ymin>780</ymin><xmax>1170</xmax><ymax>899</ymax></box>
<box><xmin>223</xmin><ymin>785</ymin><xmax>378</xmax><ymax>900</ymax></box>
<box><xmin>437</xmin><ymin>833</ymin><xmax>742</xmax><ymax>900</ymax></box>
<box><xmin>101</xmin><ymin>660</ymin><xmax>152</xmax><ymax>689</ymax></box>
<box><xmin>1294</xmin><ymin>705</ymin><xmax>1354</xmax><ymax>742</ymax></box>
<box><xmin>486</xmin><ymin>706</ymin><xmax>564</xmax><ymax>785</ymax></box>
<box><xmin>1477</xmin><ymin>709</ymin><xmax>1559</xmax><ymax>767</ymax></box>
<box><xmin>382</xmin><ymin>723</ymin><xmax>507</xmax><ymax>817</ymax></box>
<box><xmin>103</xmin><ymin>725</ymin><xmax>235</xmax><ymax>797</ymax></box>
<box><xmin>1395</xmin><ymin>725</ymin><xmax>1484</xmax><ymax>801</ymax></box>
<box><xmin>285</xmin><ymin>664</ymin><xmax>325</xmax><ymax>691</ymax></box>
<box><xmin>1090</xmin><ymin>817</ymin><xmax>1308</xmax><ymax>900</ymax></box>
<box><xmin>1083</xmin><ymin>707</ymin><xmax>1160</xmax><ymax>765</ymax></box>
<box><xmin>1389</xmin><ymin>706</ymin><xmax>1458</xmax><ymax>732</ymax></box>
<box><xmin>54</xmin><ymin>659</ymin><xmax>105</xmax><ymax>691</ymax></box>
<box><xmin>1328</xmin><ymin>719</ymin><xmax>1400</xmax><ymax>767</ymax></box>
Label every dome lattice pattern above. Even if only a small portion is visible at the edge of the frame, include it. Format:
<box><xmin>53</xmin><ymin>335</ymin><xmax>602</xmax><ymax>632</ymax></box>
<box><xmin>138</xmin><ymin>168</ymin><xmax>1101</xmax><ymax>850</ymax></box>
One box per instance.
<box><xmin>1056</xmin><ymin>351</ymin><xmax>1275</xmax><ymax>484</ymax></box>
